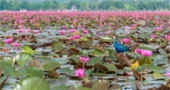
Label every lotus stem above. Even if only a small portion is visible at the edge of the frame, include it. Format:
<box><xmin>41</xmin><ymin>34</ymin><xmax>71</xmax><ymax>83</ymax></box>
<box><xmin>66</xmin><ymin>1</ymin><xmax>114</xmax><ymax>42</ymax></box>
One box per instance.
<box><xmin>139</xmin><ymin>55</ymin><xmax>142</xmax><ymax>61</ymax></box>
<box><xmin>83</xmin><ymin>62</ymin><xmax>85</xmax><ymax>70</ymax></box>
<box><xmin>82</xmin><ymin>62</ymin><xmax>85</xmax><ymax>82</ymax></box>
<box><xmin>140</xmin><ymin>67</ymin><xmax>143</xmax><ymax>82</ymax></box>
<box><xmin>20</xmin><ymin>34</ymin><xmax>22</xmax><ymax>41</ymax></box>
<box><xmin>8</xmin><ymin>44</ymin><xmax>10</xmax><ymax>56</ymax></box>
<box><xmin>62</xmin><ymin>38</ymin><xmax>63</xmax><ymax>42</ymax></box>
<box><xmin>144</xmin><ymin>56</ymin><xmax>147</xmax><ymax>77</ymax></box>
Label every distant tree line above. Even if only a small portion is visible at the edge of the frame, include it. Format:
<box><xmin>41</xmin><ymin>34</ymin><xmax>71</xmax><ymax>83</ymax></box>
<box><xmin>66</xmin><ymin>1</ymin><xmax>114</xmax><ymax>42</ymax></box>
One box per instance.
<box><xmin>0</xmin><ymin>0</ymin><xmax>170</xmax><ymax>11</ymax></box>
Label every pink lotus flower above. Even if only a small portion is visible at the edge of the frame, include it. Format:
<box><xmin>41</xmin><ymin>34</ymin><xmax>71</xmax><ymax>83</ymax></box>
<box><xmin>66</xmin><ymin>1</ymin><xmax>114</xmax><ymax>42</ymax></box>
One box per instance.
<box><xmin>69</xmin><ymin>37</ymin><xmax>74</xmax><ymax>40</ymax></box>
<box><xmin>129</xmin><ymin>27</ymin><xmax>134</xmax><ymax>30</ymax></box>
<box><xmin>14</xmin><ymin>22</ymin><xmax>18</xmax><ymax>26</ymax></box>
<box><xmin>107</xmin><ymin>23</ymin><xmax>111</xmax><ymax>26</ymax></box>
<box><xmin>18</xmin><ymin>26</ymin><xmax>22</xmax><ymax>29</ymax></box>
<box><xmin>83</xmin><ymin>30</ymin><xmax>88</xmax><ymax>34</ymax></box>
<box><xmin>150</xmin><ymin>35</ymin><xmax>156</xmax><ymax>38</ymax></box>
<box><xmin>112</xmin><ymin>26</ymin><xmax>115</xmax><ymax>29</ymax></box>
<box><xmin>165</xmin><ymin>36</ymin><xmax>170</xmax><ymax>41</ymax></box>
<box><xmin>156</xmin><ymin>18</ymin><xmax>159</xmax><ymax>20</ymax></box>
<box><xmin>166</xmin><ymin>71</ymin><xmax>170</xmax><ymax>76</ymax></box>
<box><xmin>73</xmin><ymin>19</ymin><xmax>77</xmax><ymax>23</ymax></box>
<box><xmin>62</xmin><ymin>26</ymin><xmax>66</xmax><ymax>29</ymax></box>
<box><xmin>160</xmin><ymin>24</ymin><xmax>164</xmax><ymax>27</ymax></box>
<box><xmin>132</xmin><ymin>24</ymin><xmax>137</xmax><ymax>27</ymax></box>
<box><xmin>136</xmin><ymin>49</ymin><xmax>143</xmax><ymax>54</ymax></box>
<box><xmin>141</xmin><ymin>50</ymin><xmax>152</xmax><ymax>56</ymax></box>
<box><xmin>122</xmin><ymin>38</ymin><xmax>130</xmax><ymax>44</ymax></box>
<box><xmin>59</xmin><ymin>31</ymin><xmax>66</xmax><ymax>35</ymax></box>
<box><xmin>4</xmin><ymin>38</ymin><xmax>13</xmax><ymax>44</ymax></box>
<box><xmin>12</xmin><ymin>42</ymin><xmax>20</xmax><ymax>47</ymax></box>
<box><xmin>99</xmin><ymin>24</ymin><xmax>102</xmax><ymax>28</ymax></box>
<box><xmin>75</xmin><ymin>68</ymin><xmax>84</xmax><ymax>78</ymax></box>
<box><xmin>136</xmin><ymin>49</ymin><xmax>152</xmax><ymax>56</ymax></box>
<box><xmin>34</xmin><ymin>23</ymin><xmax>37</xmax><ymax>26</ymax></box>
<box><xmin>97</xmin><ymin>33</ymin><xmax>100</xmax><ymax>37</ymax></box>
<box><xmin>154</xmin><ymin>27</ymin><xmax>162</xmax><ymax>31</ymax></box>
<box><xmin>104</xmin><ymin>33</ymin><xmax>109</xmax><ymax>35</ymax></box>
<box><xmin>17</xmin><ymin>29</ymin><xmax>23</xmax><ymax>33</ymax></box>
<box><xmin>34</xmin><ymin>30</ymin><xmax>39</xmax><ymax>34</ymax></box>
<box><xmin>73</xmin><ymin>34</ymin><xmax>80</xmax><ymax>39</ymax></box>
<box><xmin>136</xmin><ymin>49</ymin><xmax>152</xmax><ymax>77</ymax></box>
<box><xmin>79</xmin><ymin>57</ymin><xmax>89</xmax><ymax>63</ymax></box>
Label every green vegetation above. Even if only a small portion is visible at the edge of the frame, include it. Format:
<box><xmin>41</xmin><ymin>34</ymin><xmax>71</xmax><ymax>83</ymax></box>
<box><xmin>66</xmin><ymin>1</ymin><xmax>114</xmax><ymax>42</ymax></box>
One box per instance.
<box><xmin>0</xmin><ymin>0</ymin><xmax>170</xmax><ymax>11</ymax></box>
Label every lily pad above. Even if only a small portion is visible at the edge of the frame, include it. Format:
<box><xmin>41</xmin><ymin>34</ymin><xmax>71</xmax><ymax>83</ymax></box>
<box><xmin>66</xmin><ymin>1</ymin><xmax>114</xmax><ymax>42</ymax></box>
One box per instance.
<box><xmin>86</xmin><ymin>57</ymin><xmax>102</xmax><ymax>66</ymax></box>
<box><xmin>23</xmin><ymin>46</ymin><xmax>38</xmax><ymax>54</ymax></box>
<box><xmin>0</xmin><ymin>56</ymin><xmax>12</xmax><ymax>64</ymax></box>
<box><xmin>69</xmin><ymin>86</ymin><xmax>91</xmax><ymax>90</ymax></box>
<box><xmin>85</xmin><ymin>69</ymin><xmax>93</xmax><ymax>77</ymax></box>
<box><xmin>15</xmin><ymin>53</ymin><xmax>33</xmax><ymax>66</ymax></box>
<box><xmin>80</xmin><ymin>41</ymin><xmax>93</xmax><ymax>49</ymax></box>
<box><xmin>47</xmin><ymin>70</ymin><xmax>60</xmax><ymax>78</ymax></box>
<box><xmin>141</xmin><ymin>64</ymin><xmax>166</xmax><ymax>73</ymax></box>
<box><xmin>153</xmin><ymin>73</ymin><xmax>163</xmax><ymax>79</ymax></box>
<box><xmin>109</xmin><ymin>84</ymin><xmax>121</xmax><ymax>90</ymax></box>
<box><xmin>36</xmin><ymin>56</ymin><xmax>50</xmax><ymax>61</ymax></box>
<box><xmin>138</xmin><ymin>45</ymin><xmax>155</xmax><ymax>51</ymax></box>
<box><xmin>92</xmin><ymin>80</ymin><xmax>110</xmax><ymax>90</ymax></box>
<box><xmin>89</xmin><ymin>49</ymin><xmax>105</xmax><ymax>56</ymax></box>
<box><xmin>13</xmin><ymin>69</ymin><xmax>27</xmax><ymax>77</ymax></box>
<box><xmin>94</xmin><ymin>63</ymin><xmax>109</xmax><ymax>73</ymax></box>
<box><xmin>68</xmin><ymin>55</ymin><xmax>80</xmax><ymax>63</ymax></box>
<box><xmin>14</xmin><ymin>77</ymin><xmax>50</xmax><ymax>90</ymax></box>
<box><xmin>26</xmin><ymin>67</ymin><xmax>44</xmax><ymax>77</ymax></box>
<box><xmin>43</xmin><ymin>61</ymin><xmax>60</xmax><ymax>71</ymax></box>
<box><xmin>159</xmin><ymin>48</ymin><xmax>167</xmax><ymax>55</ymax></box>
<box><xmin>52</xmin><ymin>86</ymin><xmax>68</xmax><ymax>90</ymax></box>
<box><xmin>68</xmin><ymin>48</ymin><xmax>80</xmax><ymax>55</ymax></box>
<box><xmin>28</xmin><ymin>60</ymin><xmax>44</xmax><ymax>70</ymax></box>
<box><xmin>58</xmin><ymin>68</ymin><xmax>73</xmax><ymax>75</ymax></box>
<box><xmin>104</xmin><ymin>64</ymin><xmax>116</xmax><ymax>71</ymax></box>
<box><xmin>52</xmin><ymin>42</ymin><xmax>64</xmax><ymax>52</ymax></box>
<box><xmin>0</xmin><ymin>62</ymin><xmax>14</xmax><ymax>75</ymax></box>
<box><xmin>0</xmin><ymin>41</ymin><xmax>5</xmax><ymax>47</ymax></box>
<box><xmin>152</xmin><ymin>55</ymin><xmax>168</xmax><ymax>65</ymax></box>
